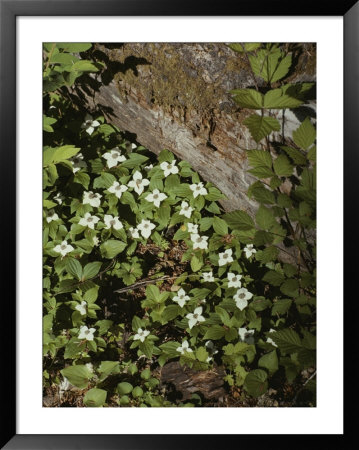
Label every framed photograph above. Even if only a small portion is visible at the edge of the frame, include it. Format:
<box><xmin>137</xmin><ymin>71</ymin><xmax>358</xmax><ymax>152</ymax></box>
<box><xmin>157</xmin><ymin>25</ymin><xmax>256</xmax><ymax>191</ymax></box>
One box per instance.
<box><xmin>1</xmin><ymin>0</ymin><xmax>354</xmax><ymax>448</ymax></box>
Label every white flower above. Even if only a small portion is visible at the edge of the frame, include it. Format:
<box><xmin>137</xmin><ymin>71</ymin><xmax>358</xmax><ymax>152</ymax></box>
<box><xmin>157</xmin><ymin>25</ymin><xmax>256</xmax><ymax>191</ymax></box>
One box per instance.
<box><xmin>108</xmin><ymin>181</ymin><xmax>128</xmax><ymax>199</ymax></box>
<box><xmin>172</xmin><ymin>288</ymin><xmax>190</xmax><ymax>307</ymax></box>
<box><xmin>79</xmin><ymin>212</ymin><xmax>100</xmax><ymax>229</ymax></box>
<box><xmin>218</xmin><ymin>248</ymin><xmax>234</xmax><ymax>266</ymax></box>
<box><xmin>85</xmin><ymin>362</ymin><xmax>94</xmax><ymax>373</ymax></box>
<box><xmin>137</xmin><ymin>219</ymin><xmax>156</xmax><ymax>239</ymax></box>
<box><xmin>144</xmin><ymin>164</ymin><xmax>153</xmax><ymax>171</ymax></box>
<box><xmin>81</xmin><ymin>114</ymin><xmax>100</xmax><ymax>135</ymax></box>
<box><xmin>176</xmin><ymin>340</ymin><xmax>193</xmax><ymax>354</ymax></box>
<box><xmin>127</xmin><ymin>171</ymin><xmax>150</xmax><ymax>195</ymax></box>
<box><xmin>78</xmin><ymin>325</ymin><xmax>96</xmax><ymax>341</ymax></box>
<box><xmin>205</xmin><ymin>340</ymin><xmax>218</xmax><ymax>358</ymax></box>
<box><xmin>59</xmin><ymin>377</ymin><xmax>71</xmax><ymax>394</ymax></box>
<box><xmin>133</xmin><ymin>328</ymin><xmax>150</xmax><ymax>342</ymax></box>
<box><xmin>75</xmin><ymin>301</ymin><xmax>87</xmax><ymax>315</ymax></box>
<box><xmin>145</xmin><ymin>189</ymin><xmax>167</xmax><ymax>207</ymax></box>
<box><xmin>129</xmin><ymin>227</ymin><xmax>140</xmax><ymax>239</ymax></box>
<box><xmin>186</xmin><ymin>223</ymin><xmax>198</xmax><ymax>233</ymax></box>
<box><xmin>103</xmin><ymin>147</ymin><xmax>126</xmax><ymax>168</ymax></box>
<box><xmin>238</xmin><ymin>327</ymin><xmax>255</xmax><ymax>344</ymax></box>
<box><xmin>234</xmin><ymin>287</ymin><xmax>253</xmax><ymax>311</ymax></box>
<box><xmin>266</xmin><ymin>329</ymin><xmax>278</xmax><ymax>347</ymax></box>
<box><xmin>46</xmin><ymin>210</ymin><xmax>59</xmax><ymax>223</ymax></box>
<box><xmin>83</xmin><ymin>191</ymin><xmax>102</xmax><ymax>208</ymax></box>
<box><xmin>93</xmin><ymin>236</ymin><xmax>100</xmax><ymax>246</ymax></box>
<box><xmin>54</xmin><ymin>240</ymin><xmax>74</xmax><ymax>257</ymax></box>
<box><xmin>227</xmin><ymin>272</ymin><xmax>242</xmax><ymax>288</ymax></box>
<box><xmin>160</xmin><ymin>160</ymin><xmax>179</xmax><ymax>177</ymax></box>
<box><xmin>53</xmin><ymin>192</ymin><xmax>64</xmax><ymax>205</ymax></box>
<box><xmin>104</xmin><ymin>214</ymin><xmax>123</xmax><ymax>230</ymax></box>
<box><xmin>202</xmin><ymin>271</ymin><xmax>215</xmax><ymax>282</ymax></box>
<box><xmin>179</xmin><ymin>201</ymin><xmax>194</xmax><ymax>219</ymax></box>
<box><xmin>70</xmin><ymin>152</ymin><xmax>87</xmax><ymax>173</ymax></box>
<box><xmin>244</xmin><ymin>244</ymin><xmax>257</xmax><ymax>258</ymax></box>
<box><xmin>186</xmin><ymin>306</ymin><xmax>205</xmax><ymax>329</ymax></box>
<box><xmin>191</xmin><ymin>233</ymin><xmax>208</xmax><ymax>250</ymax></box>
<box><xmin>190</xmin><ymin>182</ymin><xmax>208</xmax><ymax>198</ymax></box>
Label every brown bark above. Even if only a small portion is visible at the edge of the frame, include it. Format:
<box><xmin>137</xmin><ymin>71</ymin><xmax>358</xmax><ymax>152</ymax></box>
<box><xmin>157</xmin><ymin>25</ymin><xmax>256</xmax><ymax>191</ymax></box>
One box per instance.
<box><xmin>77</xmin><ymin>43</ymin><xmax>316</xmax><ymax>215</ymax></box>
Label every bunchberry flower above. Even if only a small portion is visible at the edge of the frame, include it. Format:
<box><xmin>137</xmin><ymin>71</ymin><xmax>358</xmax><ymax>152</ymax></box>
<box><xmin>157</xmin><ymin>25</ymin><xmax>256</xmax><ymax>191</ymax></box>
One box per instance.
<box><xmin>191</xmin><ymin>233</ymin><xmax>208</xmax><ymax>250</ymax></box>
<box><xmin>103</xmin><ymin>147</ymin><xmax>126</xmax><ymax>168</ymax></box>
<box><xmin>190</xmin><ymin>182</ymin><xmax>208</xmax><ymax>198</ymax></box>
<box><xmin>160</xmin><ymin>160</ymin><xmax>179</xmax><ymax>177</ymax></box>
<box><xmin>137</xmin><ymin>219</ymin><xmax>156</xmax><ymax>239</ymax></box>
<box><xmin>46</xmin><ymin>210</ymin><xmax>59</xmax><ymax>223</ymax></box>
<box><xmin>133</xmin><ymin>328</ymin><xmax>150</xmax><ymax>342</ymax></box>
<box><xmin>79</xmin><ymin>212</ymin><xmax>100</xmax><ymax>229</ymax></box>
<box><xmin>70</xmin><ymin>152</ymin><xmax>86</xmax><ymax>173</ymax></box>
<box><xmin>81</xmin><ymin>114</ymin><xmax>100</xmax><ymax>135</ymax></box>
<box><xmin>176</xmin><ymin>340</ymin><xmax>193</xmax><ymax>354</ymax></box>
<box><xmin>218</xmin><ymin>248</ymin><xmax>233</xmax><ymax>266</ymax></box>
<box><xmin>145</xmin><ymin>189</ymin><xmax>167</xmax><ymax>207</ymax></box>
<box><xmin>173</xmin><ymin>288</ymin><xmax>190</xmax><ymax>307</ymax></box>
<box><xmin>104</xmin><ymin>214</ymin><xmax>123</xmax><ymax>230</ymax></box>
<box><xmin>234</xmin><ymin>287</ymin><xmax>253</xmax><ymax>310</ymax></box>
<box><xmin>227</xmin><ymin>272</ymin><xmax>242</xmax><ymax>288</ymax></box>
<box><xmin>83</xmin><ymin>191</ymin><xmax>102</xmax><ymax>208</ymax></box>
<box><xmin>78</xmin><ymin>325</ymin><xmax>96</xmax><ymax>341</ymax></box>
<box><xmin>129</xmin><ymin>227</ymin><xmax>140</xmax><ymax>239</ymax></box>
<box><xmin>186</xmin><ymin>306</ymin><xmax>205</xmax><ymax>329</ymax></box>
<box><xmin>75</xmin><ymin>301</ymin><xmax>87</xmax><ymax>316</ymax></box>
<box><xmin>179</xmin><ymin>201</ymin><xmax>193</xmax><ymax>219</ymax></box>
<box><xmin>108</xmin><ymin>181</ymin><xmax>128</xmax><ymax>199</ymax></box>
<box><xmin>238</xmin><ymin>327</ymin><xmax>255</xmax><ymax>344</ymax></box>
<box><xmin>202</xmin><ymin>271</ymin><xmax>215</xmax><ymax>282</ymax></box>
<box><xmin>266</xmin><ymin>329</ymin><xmax>278</xmax><ymax>347</ymax></box>
<box><xmin>54</xmin><ymin>240</ymin><xmax>74</xmax><ymax>257</ymax></box>
<box><xmin>186</xmin><ymin>223</ymin><xmax>198</xmax><ymax>233</ymax></box>
<box><xmin>128</xmin><ymin>171</ymin><xmax>150</xmax><ymax>195</ymax></box>
<box><xmin>244</xmin><ymin>244</ymin><xmax>257</xmax><ymax>258</ymax></box>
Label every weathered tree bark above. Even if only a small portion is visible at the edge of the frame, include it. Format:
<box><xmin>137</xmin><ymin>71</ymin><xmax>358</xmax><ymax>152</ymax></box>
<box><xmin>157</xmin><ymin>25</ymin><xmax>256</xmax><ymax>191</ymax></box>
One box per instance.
<box><xmin>78</xmin><ymin>43</ymin><xmax>316</xmax><ymax>215</ymax></box>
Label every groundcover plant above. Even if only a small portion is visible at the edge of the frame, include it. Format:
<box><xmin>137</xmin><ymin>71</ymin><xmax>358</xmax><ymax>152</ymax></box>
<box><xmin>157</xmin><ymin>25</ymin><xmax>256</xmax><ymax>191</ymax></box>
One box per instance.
<box><xmin>43</xmin><ymin>43</ymin><xmax>316</xmax><ymax>407</ymax></box>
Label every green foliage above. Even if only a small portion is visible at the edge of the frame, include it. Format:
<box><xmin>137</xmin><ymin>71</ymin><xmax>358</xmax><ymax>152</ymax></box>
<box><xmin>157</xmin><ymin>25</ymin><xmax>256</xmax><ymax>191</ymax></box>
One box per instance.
<box><xmin>43</xmin><ymin>42</ymin><xmax>316</xmax><ymax>407</ymax></box>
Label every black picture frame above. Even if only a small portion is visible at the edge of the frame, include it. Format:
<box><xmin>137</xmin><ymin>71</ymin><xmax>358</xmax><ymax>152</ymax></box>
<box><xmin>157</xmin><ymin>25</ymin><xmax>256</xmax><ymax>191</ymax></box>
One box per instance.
<box><xmin>1</xmin><ymin>0</ymin><xmax>355</xmax><ymax>448</ymax></box>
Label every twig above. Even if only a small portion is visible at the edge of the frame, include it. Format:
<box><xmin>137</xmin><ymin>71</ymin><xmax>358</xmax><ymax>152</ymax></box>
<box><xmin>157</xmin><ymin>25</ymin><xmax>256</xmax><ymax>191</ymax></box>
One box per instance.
<box><xmin>113</xmin><ymin>274</ymin><xmax>196</xmax><ymax>294</ymax></box>
<box><xmin>292</xmin><ymin>370</ymin><xmax>317</xmax><ymax>405</ymax></box>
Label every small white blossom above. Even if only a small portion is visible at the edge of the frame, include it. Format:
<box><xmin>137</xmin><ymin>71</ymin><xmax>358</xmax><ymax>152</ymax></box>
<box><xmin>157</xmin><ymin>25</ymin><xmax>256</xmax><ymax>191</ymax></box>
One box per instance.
<box><xmin>234</xmin><ymin>287</ymin><xmax>253</xmax><ymax>310</ymax></box>
<box><xmin>202</xmin><ymin>271</ymin><xmax>215</xmax><ymax>282</ymax></box>
<box><xmin>227</xmin><ymin>272</ymin><xmax>242</xmax><ymax>288</ymax></box>
<box><xmin>191</xmin><ymin>233</ymin><xmax>208</xmax><ymax>250</ymax></box>
<box><xmin>186</xmin><ymin>306</ymin><xmax>205</xmax><ymax>329</ymax></box>
<box><xmin>83</xmin><ymin>191</ymin><xmax>102</xmax><ymax>208</ymax></box>
<box><xmin>137</xmin><ymin>219</ymin><xmax>156</xmax><ymax>239</ymax></box>
<box><xmin>238</xmin><ymin>327</ymin><xmax>255</xmax><ymax>344</ymax></box>
<box><xmin>70</xmin><ymin>152</ymin><xmax>87</xmax><ymax>173</ymax></box>
<box><xmin>103</xmin><ymin>147</ymin><xmax>126</xmax><ymax>168</ymax></box>
<box><xmin>190</xmin><ymin>182</ymin><xmax>208</xmax><ymax>198</ymax></box>
<box><xmin>172</xmin><ymin>288</ymin><xmax>190</xmax><ymax>307</ymax></box>
<box><xmin>78</xmin><ymin>325</ymin><xmax>96</xmax><ymax>341</ymax></box>
<box><xmin>53</xmin><ymin>192</ymin><xmax>64</xmax><ymax>205</ymax></box>
<box><xmin>133</xmin><ymin>328</ymin><xmax>150</xmax><ymax>342</ymax></box>
<box><xmin>85</xmin><ymin>362</ymin><xmax>94</xmax><ymax>373</ymax></box>
<box><xmin>266</xmin><ymin>329</ymin><xmax>278</xmax><ymax>347</ymax></box>
<box><xmin>176</xmin><ymin>340</ymin><xmax>193</xmax><ymax>354</ymax></box>
<box><xmin>160</xmin><ymin>160</ymin><xmax>179</xmax><ymax>177</ymax></box>
<box><xmin>218</xmin><ymin>248</ymin><xmax>234</xmax><ymax>266</ymax></box>
<box><xmin>145</xmin><ymin>189</ymin><xmax>167</xmax><ymax>207</ymax></box>
<box><xmin>54</xmin><ymin>240</ymin><xmax>74</xmax><ymax>257</ymax></box>
<box><xmin>59</xmin><ymin>377</ymin><xmax>71</xmax><ymax>394</ymax></box>
<box><xmin>104</xmin><ymin>214</ymin><xmax>123</xmax><ymax>230</ymax></box>
<box><xmin>79</xmin><ymin>212</ymin><xmax>100</xmax><ymax>229</ymax></box>
<box><xmin>179</xmin><ymin>201</ymin><xmax>194</xmax><ymax>219</ymax></box>
<box><xmin>46</xmin><ymin>210</ymin><xmax>59</xmax><ymax>223</ymax></box>
<box><xmin>205</xmin><ymin>340</ymin><xmax>219</xmax><ymax>360</ymax></box>
<box><xmin>93</xmin><ymin>236</ymin><xmax>100</xmax><ymax>246</ymax></box>
<box><xmin>244</xmin><ymin>244</ymin><xmax>257</xmax><ymax>258</ymax></box>
<box><xmin>81</xmin><ymin>114</ymin><xmax>100</xmax><ymax>135</ymax></box>
<box><xmin>108</xmin><ymin>181</ymin><xmax>128</xmax><ymax>199</ymax></box>
<box><xmin>127</xmin><ymin>171</ymin><xmax>150</xmax><ymax>195</ymax></box>
<box><xmin>75</xmin><ymin>301</ymin><xmax>87</xmax><ymax>315</ymax></box>
<box><xmin>129</xmin><ymin>227</ymin><xmax>140</xmax><ymax>239</ymax></box>
<box><xmin>144</xmin><ymin>164</ymin><xmax>153</xmax><ymax>171</ymax></box>
<box><xmin>186</xmin><ymin>223</ymin><xmax>198</xmax><ymax>233</ymax></box>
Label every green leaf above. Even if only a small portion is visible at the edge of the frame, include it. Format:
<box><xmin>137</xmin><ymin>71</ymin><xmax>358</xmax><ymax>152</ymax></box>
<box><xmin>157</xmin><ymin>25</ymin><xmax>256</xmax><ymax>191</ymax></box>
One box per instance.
<box><xmin>243</xmin><ymin>369</ymin><xmax>268</xmax><ymax>397</ymax></box>
<box><xmin>82</xmin><ymin>261</ymin><xmax>102</xmax><ymax>280</ymax></box>
<box><xmin>248</xmin><ymin>166</ymin><xmax>274</xmax><ymax>179</ymax></box>
<box><xmin>199</xmin><ymin>217</ymin><xmax>214</xmax><ymax>232</ymax></box>
<box><xmin>262</xmin><ymin>270</ymin><xmax>285</xmax><ymax>286</ymax></box>
<box><xmin>56</xmin><ymin>43</ymin><xmax>92</xmax><ymax>52</ymax></box>
<box><xmin>263</xmin><ymin>87</ymin><xmax>304</xmax><ymax>109</ymax></box>
<box><xmin>43</xmin><ymin>115</ymin><xmax>57</xmax><ymax>132</ymax></box>
<box><xmin>255</xmin><ymin>246</ymin><xmax>279</xmax><ymax>263</ymax></box>
<box><xmin>281</xmin><ymin>146</ymin><xmax>307</xmax><ymax>165</ymax></box>
<box><xmin>213</xmin><ymin>217</ymin><xmax>228</xmax><ymax>235</ymax></box>
<box><xmin>280</xmin><ymin>279</ymin><xmax>299</xmax><ymax>297</ymax></box>
<box><xmin>121</xmin><ymin>153</ymin><xmax>149</xmax><ymax>169</ymax></box>
<box><xmin>203</xmin><ymin>325</ymin><xmax>225</xmax><ymax>340</ymax></box>
<box><xmin>60</xmin><ymin>365</ymin><xmax>91</xmax><ymax>389</ymax></box>
<box><xmin>273</xmin><ymin>154</ymin><xmax>293</xmax><ymax>177</ymax></box>
<box><xmin>196</xmin><ymin>347</ymin><xmax>209</xmax><ymax>362</ymax></box>
<box><xmin>269</xmin><ymin>328</ymin><xmax>302</xmax><ymax>353</ymax></box>
<box><xmin>243</xmin><ymin>114</ymin><xmax>280</xmax><ymax>143</ymax></box>
<box><xmin>292</xmin><ymin>117</ymin><xmax>316</xmax><ymax>150</ymax></box>
<box><xmin>250</xmin><ymin>185</ymin><xmax>276</xmax><ymax>205</ymax></box>
<box><xmin>249</xmin><ymin>49</ymin><xmax>291</xmax><ymax>84</ymax></box>
<box><xmin>256</xmin><ymin>205</ymin><xmax>276</xmax><ymax>230</ymax></box>
<box><xmin>190</xmin><ymin>255</ymin><xmax>203</xmax><ymax>272</ymax></box>
<box><xmin>74</xmin><ymin>172</ymin><xmax>90</xmax><ymax>189</ymax></box>
<box><xmin>54</xmin><ymin>145</ymin><xmax>81</xmax><ymax>163</ymax></box>
<box><xmin>258</xmin><ymin>350</ymin><xmax>278</xmax><ymax>373</ymax></box>
<box><xmin>117</xmin><ymin>382</ymin><xmax>133</xmax><ymax>395</ymax></box>
<box><xmin>223</xmin><ymin>210</ymin><xmax>255</xmax><ymax>231</ymax></box>
<box><xmin>83</xmin><ymin>388</ymin><xmax>107</xmax><ymax>407</ymax></box>
<box><xmin>50</xmin><ymin>53</ymin><xmax>78</xmax><ymax>65</ymax></box>
<box><xmin>100</xmin><ymin>240</ymin><xmax>126</xmax><ymax>259</ymax></box>
<box><xmin>272</xmin><ymin>299</ymin><xmax>292</xmax><ymax>315</ymax></box>
<box><xmin>146</xmin><ymin>284</ymin><xmax>160</xmax><ymax>301</ymax></box>
<box><xmin>246</xmin><ymin>149</ymin><xmax>273</xmax><ymax>169</ymax></box>
<box><xmin>231</xmin><ymin>89</ymin><xmax>263</xmax><ymax>109</ymax></box>
<box><xmin>162</xmin><ymin>305</ymin><xmax>180</xmax><ymax>322</ymax></box>
<box><xmin>228</xmin><ymin>43</ymin><xmax>261</xmax><ymax>53</ymax></box>
<box><xmin>93</xmin><ymin>173</ymin><xmax>116</xmax><ymax>189</ymax></box>
<box><xmin>158</xmin><ymin>149</ymin><xmax>175</xmax><ymax>163</ymax></box>
<box><xmin>70</xmin><ymin>60</ymin><xmax>99</xmax><ymax>72</ymax></box>
<box><xmin>66</xmin><ymin>258</ymin><xmax>82</xmax><ymax>280</ymax></box>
